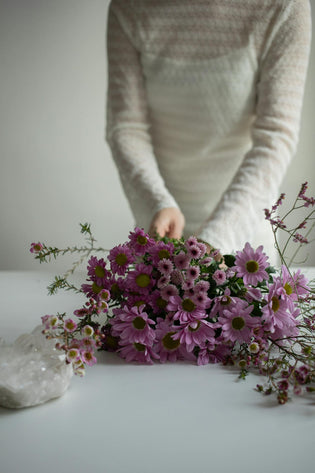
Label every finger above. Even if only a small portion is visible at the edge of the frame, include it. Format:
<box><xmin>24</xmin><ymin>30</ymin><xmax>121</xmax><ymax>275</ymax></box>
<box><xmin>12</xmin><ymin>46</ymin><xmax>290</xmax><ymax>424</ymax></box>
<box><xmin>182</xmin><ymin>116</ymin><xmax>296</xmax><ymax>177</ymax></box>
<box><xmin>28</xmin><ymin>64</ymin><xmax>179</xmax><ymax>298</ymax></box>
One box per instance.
<box><xmin>150</xmin><ymin>219</ymin><xmax>167</xmax><ymax>238</ymax></box>
<box><xmin>167</xmin><ymin>222</ymin><xmax>183</xmax><ymax>239</ymax></box>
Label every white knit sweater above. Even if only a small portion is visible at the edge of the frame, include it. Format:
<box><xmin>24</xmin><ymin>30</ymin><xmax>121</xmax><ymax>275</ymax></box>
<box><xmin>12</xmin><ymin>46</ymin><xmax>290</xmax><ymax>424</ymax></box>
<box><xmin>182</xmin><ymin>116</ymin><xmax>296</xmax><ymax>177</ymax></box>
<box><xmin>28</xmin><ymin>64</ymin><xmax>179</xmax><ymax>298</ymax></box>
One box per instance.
<box><xmin>106</xmin><ymin>0</ymin><xmax>311</xmax><ymax>259</ymax></box>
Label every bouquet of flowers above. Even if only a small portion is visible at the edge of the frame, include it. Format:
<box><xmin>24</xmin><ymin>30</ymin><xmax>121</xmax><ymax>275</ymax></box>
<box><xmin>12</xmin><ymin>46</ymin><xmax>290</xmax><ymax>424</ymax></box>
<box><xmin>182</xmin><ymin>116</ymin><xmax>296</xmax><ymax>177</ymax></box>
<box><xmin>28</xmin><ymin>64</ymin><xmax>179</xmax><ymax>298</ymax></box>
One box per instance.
<box><xmin>30</xmin><ymin>183</ymin><xmax>315</xmax><ymax>404</ymax></box>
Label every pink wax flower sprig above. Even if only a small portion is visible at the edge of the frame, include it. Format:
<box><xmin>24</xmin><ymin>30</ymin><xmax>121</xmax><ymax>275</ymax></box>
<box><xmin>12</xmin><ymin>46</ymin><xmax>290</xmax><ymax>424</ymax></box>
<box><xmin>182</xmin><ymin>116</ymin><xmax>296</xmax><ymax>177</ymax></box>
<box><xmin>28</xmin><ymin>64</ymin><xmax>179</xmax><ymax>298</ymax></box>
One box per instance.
<box><xmin>31</xmin><ymin>184</ymin><xmax>315</xmax><ymax>404</ymax></box>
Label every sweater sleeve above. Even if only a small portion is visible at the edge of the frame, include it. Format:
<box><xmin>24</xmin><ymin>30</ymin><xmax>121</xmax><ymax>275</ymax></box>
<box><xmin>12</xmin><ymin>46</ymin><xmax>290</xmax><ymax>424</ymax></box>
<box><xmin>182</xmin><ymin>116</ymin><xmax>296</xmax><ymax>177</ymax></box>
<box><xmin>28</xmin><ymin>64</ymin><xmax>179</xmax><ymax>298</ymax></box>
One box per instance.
<box><xmin>105</xmin><ymin>3</ymin><xmax>179</xmax><ymax>231</ymax></box>
<box><xmin>197</xmin><ymin>0</ymin><xmax>312</xmax><ymax>253</ymax></box>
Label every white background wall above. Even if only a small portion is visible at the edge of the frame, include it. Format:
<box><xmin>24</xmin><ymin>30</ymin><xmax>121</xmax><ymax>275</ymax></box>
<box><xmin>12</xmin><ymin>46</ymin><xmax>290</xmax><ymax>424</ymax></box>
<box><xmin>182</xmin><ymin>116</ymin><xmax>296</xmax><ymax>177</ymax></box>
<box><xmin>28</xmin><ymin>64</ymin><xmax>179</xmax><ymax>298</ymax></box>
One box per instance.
<box><xmin>0</xmin><ymin>0</ymin><xmax>314</xmax><ymax>272</ymax></box>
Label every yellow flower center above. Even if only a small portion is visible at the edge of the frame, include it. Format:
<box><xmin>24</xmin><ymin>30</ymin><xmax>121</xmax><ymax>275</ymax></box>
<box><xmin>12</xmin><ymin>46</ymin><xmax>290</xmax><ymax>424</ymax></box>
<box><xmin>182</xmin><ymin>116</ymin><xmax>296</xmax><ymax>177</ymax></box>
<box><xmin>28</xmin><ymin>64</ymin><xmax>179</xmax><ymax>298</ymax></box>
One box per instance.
<box><xmin>95</xmin><ymin>265</ymin><xmax>106</xmax><ymax>278</ymax></box>
<box><xmin>271</xmin><ymin>296</ymin><xmax>280</xmax><ymax>312</ymax></box>
<box><xmin>137</xmin><ymin>235</ymin><xmax>148</xmax><ymax>246</ymax></box>
<box><xmin>284</xmin><ymin>283</ymin><xmax>293</xmax><ymax>295</ymax></box>
<box><xmin>134</xmin><ymin>342</ymin><xmax>146</xmax><ymax>352</ymax></box>
<box><xmin>135</xmin><ymin>274</ymin><xmax>151</xmax><ymax>288</ymax></box>
<box><xmin>231</xmin><ymin>316</ymin><xmax>245</xmax><ymax>331</ymax></box>
<box><xmin>157</xmin><ymin>297</ymin><xmax>168</xmax><ymax>309</ymax></box>
<box><xmin>182</xmin><ymin>298</ymin><xmax>195</xmax><ymax>312</ymax></box>
<box><xmin>158</xmin><ymin>249</ymin><xmax>170</xmax><ymax>260</ymax></box>
<box><xmin>115</xmin><ymin>253</ymin><xmax>128</xmax><ymax>266</ymax></box>
<box><xmin>162</xmin><ymin>332</ymin><xmax>181</xmax><ymax>350</ymax></box>
<box><xmin>110</xmin><ymin>283</ymin><xmax>120</xmax><ymax>298</ymax></box>
<box><xmin>133</xmin><ymin>300</ymin><xmax>146</xmax><ymax>308</ymax></box>
<box><xmin>245</xmin><ymin>260</ymin><xmax>259</xmax><ymax>273</ymax></box>
<box><xmin>92</xmin><ymin>282</ymin><xmax>102</xmax><ymax>294</ymax></box>
<box><xmin>221</xmin><ymin>296</ymin><xmax>231</xmax><ymax>306</ymax></box>
<box><xmin>132</xmin><ymin>316</ymin><xmax>146</xmax><ymax>330</ymax></box>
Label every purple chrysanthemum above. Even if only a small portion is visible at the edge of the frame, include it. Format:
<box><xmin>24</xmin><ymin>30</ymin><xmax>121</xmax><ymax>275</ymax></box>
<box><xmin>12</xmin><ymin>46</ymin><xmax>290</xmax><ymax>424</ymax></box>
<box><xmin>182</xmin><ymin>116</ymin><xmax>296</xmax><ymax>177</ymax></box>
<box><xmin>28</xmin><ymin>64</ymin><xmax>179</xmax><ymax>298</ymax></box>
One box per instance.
<box><xmin>262</xmin><ymin>279</ymin><xmax>299</xmax><ymax>336</ymax></box>
<box><xmin>220</xmin><ymin>303</ymin><xmax>257</xmax><ymax>343</ymax></box>
<box><xmin>172</xmin><ymin>319</ymin><xmax>216</xmax><ymax>352</ymax></box>
<box><xmin>108</xmin><ymin>244</ymin><xmax>134</xmax><ymax>275</ymax></box>
<box><xmin>111</xmin><ymin>305</ymin><xmax>156</xmax><ymax>345</ymax></box>
<box><xmin>234</xmin><ymin>242</ymin><xmax>269</xmax><ymax>285</ymax></box>
<box><xmin>280</xmin><ymin>265</ymin><xmax>310</xmax><ymax>301</ymax></box>
<box><xmin>118</xmin><ymin>339</ymin><xmax>159</xmax><ymax>364</ymax></box>
<box><xmin>167</xmin><ymin>295</ymin><xmax>206</xmax><ymax>323</ymax></box>
<box><xmin>87</xmin><ymin>256</ymin><xmax>109</xmax><ymax>286</ymax></box>
<box><xmin>126</xmin><ymin>263</ymin><xmax>154</xmax><ymax>294</ymax></box>
<box><xmin>154</xmin><ymin>318</ymin><xmax>195</xmax><ymax>363</ymax></box>
<box><xmin>128</xmin><ymin>227</ymin><xmax>155</xmax><ymax>255</ymax></box>
<box><xmin>148</xmin><ymin>241</ymin><xmax>174</xmax><ymax>265</ymax></box>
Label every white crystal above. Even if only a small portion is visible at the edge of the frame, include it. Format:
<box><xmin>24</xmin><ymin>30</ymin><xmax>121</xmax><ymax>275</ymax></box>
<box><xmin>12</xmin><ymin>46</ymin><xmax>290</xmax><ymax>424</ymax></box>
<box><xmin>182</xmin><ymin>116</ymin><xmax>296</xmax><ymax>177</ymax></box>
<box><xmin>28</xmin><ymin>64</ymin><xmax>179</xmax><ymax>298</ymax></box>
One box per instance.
<box><xmin>0</xmin><ymin>325</ymin><xmax>72</xmax><ymax>409</ymax></box>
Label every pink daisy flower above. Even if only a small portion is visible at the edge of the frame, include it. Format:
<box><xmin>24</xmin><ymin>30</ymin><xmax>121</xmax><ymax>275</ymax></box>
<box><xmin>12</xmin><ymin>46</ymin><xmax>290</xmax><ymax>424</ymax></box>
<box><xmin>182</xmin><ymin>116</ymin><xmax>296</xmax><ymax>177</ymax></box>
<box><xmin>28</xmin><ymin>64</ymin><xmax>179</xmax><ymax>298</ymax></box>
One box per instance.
<box><xmin>148</xmin><ymin>241</ymin><xmax>174</xmax><ymax>265</ymax></box>
<box><xmin>220</xmin><ymin>303</ymin><xmax>257</xmax><ymax>343</ymax></box>
<box><xmin>108</xmin><ymin>244</ymin><xmax>134</xmax><ymax>275</ymax></box>
<box><xmin>149</xmin><ymin>290</ymin><xmax>169</xmax><ymax>314</ymax></box>
<box><xmin>111</xmin><ymin>305</ymin><xmax>156</xmax><ymax>345</ymax></box>
<box><xmin>154</xmin><ymin>318</ymin><xmax>195</xmax><ymax>363</ymax></box>
<box><xmin>81</xmin><ymin>282</ymin><xmax>105</xmax><ymax>298</ymax></box>
<box><xmin>172</xmin><ymin>319</ymin><xmax>216</xmax><ymax>352</ymax></box>
<box><xmin>244</xmin><ymin>286</ymin><xmax>262</xmax><ymax>303</ymax></box>
<box><xmin>124</xmin><ymin>293</ymin><xmax>150</xmax><ymax>310</ymax></box>
<box><xmin>233</xmin><ymin>242</ymin><xmax>269</xmax><ymax>286</ymax></box>
<box><xmin>280</xmin><ymin>265</ymin><xmax>310</xmax><ymax>301</ymax></box>
<box><xmin>87</xmin><ymin>256</ymin><xmax>108</xmax><ymax>286</ymax></box>
<box><xmin>174</xmin><ymin>251</ymin><xmax>191</xmax><ymax>270</ymax></box>
<box><xmin>210</xmin><ymin>289</ymin><xmax>237</xmax><ymax>318</ymax></box>
<box><xmin>118</xmin><ymin>339</ymin><xmax>159</xmax><ymax>364</ymax></box>
<box><xmin>197</xmin><ymin>343</ymin><xmax>231</xmax><ymax>366</ymax></box>
<box><xmin>212</xmin><ymin>269</ymin><xmax>226</xmax><ymax>285</ymax></box>
<box><xmin>128</xmin><ymin>227</ymin><xmax>155</xmax><ymax>255</ymax></box>
<box><xmin>126</xmin><ymin>263</ymin><xmax>154</xmax><ymax>294</ymax></box>
<box><xmin>167</xmin><ymin>295</ymin><xmax>206</xmax><ymax>323</ymax></box>
<box><xmin>262</xmin><ymin>280</ymin><xmax>298</xmax><ymax>335</ymax></box>
<box><xmin>158</xmin><ymin>258</ymin><xmax>174</xmax><ymax>276</ymax></box>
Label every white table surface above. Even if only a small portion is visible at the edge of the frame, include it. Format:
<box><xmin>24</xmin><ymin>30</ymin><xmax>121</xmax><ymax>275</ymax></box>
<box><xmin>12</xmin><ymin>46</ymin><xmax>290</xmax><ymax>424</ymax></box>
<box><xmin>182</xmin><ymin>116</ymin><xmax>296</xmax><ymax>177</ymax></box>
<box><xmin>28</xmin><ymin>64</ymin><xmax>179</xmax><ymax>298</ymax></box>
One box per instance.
<box><xmin>1</xmin><ymin>270</ymin><xmax>315</xmax><ymax>473</ymax></box>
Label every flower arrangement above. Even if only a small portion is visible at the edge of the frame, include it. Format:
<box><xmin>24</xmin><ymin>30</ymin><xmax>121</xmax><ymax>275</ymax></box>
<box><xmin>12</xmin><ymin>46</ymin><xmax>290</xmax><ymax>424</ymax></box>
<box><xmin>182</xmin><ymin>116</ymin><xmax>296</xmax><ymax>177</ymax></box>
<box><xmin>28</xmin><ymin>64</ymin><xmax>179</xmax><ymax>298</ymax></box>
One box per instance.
<box><xmin>31</xmin><ymin>183</ymin><xmax>315</xmax><ymax>404</ymax></box>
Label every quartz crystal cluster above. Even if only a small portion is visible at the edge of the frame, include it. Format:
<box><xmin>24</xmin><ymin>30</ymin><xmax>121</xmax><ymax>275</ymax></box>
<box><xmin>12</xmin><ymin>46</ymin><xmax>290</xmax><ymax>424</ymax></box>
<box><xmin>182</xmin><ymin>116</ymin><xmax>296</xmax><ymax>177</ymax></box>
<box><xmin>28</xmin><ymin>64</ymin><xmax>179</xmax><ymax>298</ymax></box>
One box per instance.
<box><xmin>0</xmin><ymin>325</ymin><xmax>72</xmax><ymax>409</ymax></box>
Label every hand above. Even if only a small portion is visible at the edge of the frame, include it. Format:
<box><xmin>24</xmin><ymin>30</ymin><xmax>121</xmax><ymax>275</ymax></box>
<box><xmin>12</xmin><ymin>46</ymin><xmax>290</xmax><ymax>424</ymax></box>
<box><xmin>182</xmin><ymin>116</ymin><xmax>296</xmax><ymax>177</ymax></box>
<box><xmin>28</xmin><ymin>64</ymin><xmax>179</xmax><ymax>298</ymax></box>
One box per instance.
<box><xmin>149</xmin><ymin>207</ymin><xmax>185</xmax><ymax>239</ymax></box>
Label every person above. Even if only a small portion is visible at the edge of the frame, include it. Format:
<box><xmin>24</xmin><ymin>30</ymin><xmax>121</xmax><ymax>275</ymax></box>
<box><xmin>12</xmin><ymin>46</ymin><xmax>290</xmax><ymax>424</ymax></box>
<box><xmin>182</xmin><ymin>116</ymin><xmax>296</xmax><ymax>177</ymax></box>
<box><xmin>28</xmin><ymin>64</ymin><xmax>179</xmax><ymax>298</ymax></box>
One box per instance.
<box><xmin>105</xmin><ymin>0</ymin><xmax>311</xmax><ymax>262</ymax></box>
